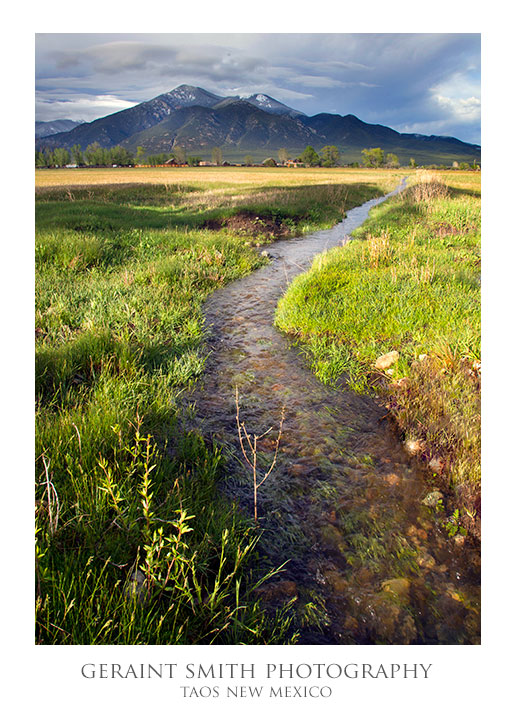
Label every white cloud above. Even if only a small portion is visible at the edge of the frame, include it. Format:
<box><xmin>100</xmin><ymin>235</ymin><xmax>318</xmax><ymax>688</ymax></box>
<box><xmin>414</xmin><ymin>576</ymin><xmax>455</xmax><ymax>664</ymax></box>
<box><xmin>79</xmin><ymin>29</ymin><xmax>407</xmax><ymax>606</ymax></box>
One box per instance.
<box><xmin>433</xmin><ymin>94</ymin><xmax>481</xmax><ymax>121</ymax></box>
<box><xmin>429</xmin><ymin>72</ymin><xmax>481</xmax><ymax>123</ymax></box>
<box><xmin>35</xmin><ymin>94</ymin><xmax>137</xmax><ymax>122</ymax></box>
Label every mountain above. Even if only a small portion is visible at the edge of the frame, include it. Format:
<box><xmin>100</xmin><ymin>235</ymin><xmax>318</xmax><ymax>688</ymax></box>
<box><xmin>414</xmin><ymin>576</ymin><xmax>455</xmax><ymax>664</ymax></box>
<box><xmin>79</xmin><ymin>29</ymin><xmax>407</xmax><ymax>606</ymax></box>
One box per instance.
<box><xmin>35</xmin><ymin>84</ymin><xmax>480</xmax><ymax>164</ymax></box>
<box><xmin>120</xmin><ymin>100</ymin><xmax>318</xmax><ymax>155</ymax></box>
<box><xmin>35</xmin><ymin>119</ymin><xmax>84</xmax><ymax>138</ymax></box>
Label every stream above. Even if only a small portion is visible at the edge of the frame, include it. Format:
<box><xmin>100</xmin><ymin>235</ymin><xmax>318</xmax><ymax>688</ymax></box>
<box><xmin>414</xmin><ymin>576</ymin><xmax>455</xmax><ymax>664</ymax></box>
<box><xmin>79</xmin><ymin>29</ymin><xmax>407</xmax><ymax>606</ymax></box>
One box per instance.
<box><xmin>187</xmin><ymin>179</ymin><xmax>480</xmax><ymax>644</ymax></box>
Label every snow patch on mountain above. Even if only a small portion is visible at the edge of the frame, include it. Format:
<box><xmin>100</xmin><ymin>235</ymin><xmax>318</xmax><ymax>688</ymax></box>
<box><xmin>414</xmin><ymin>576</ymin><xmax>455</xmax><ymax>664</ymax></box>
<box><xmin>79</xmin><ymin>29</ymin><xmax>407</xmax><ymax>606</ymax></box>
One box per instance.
<box><xmin>255</xmin><ymin>94</ymin><xmax>273</xmax><ymax>107</ymax></box>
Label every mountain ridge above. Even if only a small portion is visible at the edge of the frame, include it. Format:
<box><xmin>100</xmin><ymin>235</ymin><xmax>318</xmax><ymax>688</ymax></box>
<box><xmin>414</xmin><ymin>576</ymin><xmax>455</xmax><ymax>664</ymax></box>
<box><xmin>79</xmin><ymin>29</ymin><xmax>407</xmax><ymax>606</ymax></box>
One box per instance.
<box><xmin>35</xmin><ymin>84</ymin><xmax>480</xmax><ymax>164</ymax></box>
<box><xmin>35</xmin><ymin>119</ymin><xmax>84</xmax><ymax>139</ymax></box>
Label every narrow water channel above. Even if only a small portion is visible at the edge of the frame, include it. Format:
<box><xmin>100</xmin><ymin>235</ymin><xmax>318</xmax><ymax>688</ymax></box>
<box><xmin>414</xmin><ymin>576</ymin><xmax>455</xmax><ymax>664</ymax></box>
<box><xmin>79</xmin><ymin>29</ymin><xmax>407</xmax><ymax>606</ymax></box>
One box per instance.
<box><xmin>188</xmin><ymin>180</ymin><xmax>480</xmax><ymax>644</ymax></box>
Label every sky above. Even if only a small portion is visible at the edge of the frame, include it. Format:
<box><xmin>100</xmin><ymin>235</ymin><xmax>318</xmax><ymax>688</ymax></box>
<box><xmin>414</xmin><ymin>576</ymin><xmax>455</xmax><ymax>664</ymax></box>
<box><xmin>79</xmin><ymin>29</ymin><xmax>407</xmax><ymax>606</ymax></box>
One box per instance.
<box><xmin>35</xmin><ymin>33</ymin><xmax>481</xmax><ymax>144</ymax></box>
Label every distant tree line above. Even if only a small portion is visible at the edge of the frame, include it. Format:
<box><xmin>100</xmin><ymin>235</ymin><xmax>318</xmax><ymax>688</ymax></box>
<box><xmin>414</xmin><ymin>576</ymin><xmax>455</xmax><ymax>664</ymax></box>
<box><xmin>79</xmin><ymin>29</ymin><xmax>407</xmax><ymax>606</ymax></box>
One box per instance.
<box><xmin>283</xmin><ymin>145</ymin><xmax>477</xmax><ymax>170</ymax></box>
<box><xmin>35</xmin><ymin>142</ymin><xmax>207</xmax><ymax>168</ymax></box>
<box><xmin>280</xmin><ymin>145</ymin><xmax>394</xmax><ymax>168</ymax></box>
<box><xmin>359</xmin><ymin>148</ymin><xmax>478</xmax><ymax>170</ymax></box>
<box><xmin>35</xmin><ymin>141</ymin><xmax>479</xmax><ymax>170</ymax></box>
<box><xmin>35</xmin><ymin>142</ymin><xmax>135</xmax><ymax>167</ymax></box>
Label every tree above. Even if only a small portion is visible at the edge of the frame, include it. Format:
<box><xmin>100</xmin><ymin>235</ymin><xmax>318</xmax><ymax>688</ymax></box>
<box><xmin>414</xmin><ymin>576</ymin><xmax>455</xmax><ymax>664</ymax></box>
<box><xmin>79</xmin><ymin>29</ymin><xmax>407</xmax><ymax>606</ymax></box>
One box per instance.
<box><xmin>278</xmin><ymin>148</ymin><xmax>290</xmax><ymax>165</ymax></box>
<box><xmin>243</xmin><ymin>155</ymin><xmax>253</xmax><ymax>166</ymax></box>
<box><xmin>110</xmin><ymin>146</ymin><xmax>135</xmax><ymax>166</ymax></box>
<box><xmin>53</xmin><ymin>147</ymin><xmax>71</xmax><ymax>167</ymax></box>
<box><xmin>300</xmin><ymin>145</ymin><xmax>320</xmax><ymax>167</ymax></box>
<box><xmin>135</xmin><ymin>146</ymin><xmax>146</xmax><ymax>165</ymax></box>
<box><xmin>212</xmin><ymin>147</ymin><xmax>223</xmax><ymax>165</ymax></box>
<box><xmin>71</xmin><ymin>144</ymin><xmax>83</xmax><ymax>166</ymax></box>
<box><xmin>35</xmin><ymin>150</ymin><xmax>46</xmax><ymax>167</ymax></box>
<box><xmin>320</xmin><ymin>145</ymin><xmax>340</xmax><ymax>167</ymax></box>
<box><xmin>187</xmin><ymin>156</ymin><xmax>201</xmax><ymax>166</ymax></box>
<box><xmin>385</xmin><ymin>153</ymin><xmax>399</xmax><ymax>168</ymax></box>
<box><xmin>173</xmin><ymin>145</ymin><xmax>186</xmax><ymax>164</ymax></box>
<box><xmin>85</xmin><ymin>142</ymin><xmax>106</xmax><ymax>166</ymax></box>
<box><xmin>409</xmin><ymin>157</ymin><xmax>417</xmax><ymax>168</ymax></box>
<box><xmin>147</xmin><ymin>153</ymin><xmax>168</xmax><ymax>166</ymax></box>
<box><xmin>361</xmin><ymin>147</ymin><xmax>385</xmax><ymax>168</ymax></box>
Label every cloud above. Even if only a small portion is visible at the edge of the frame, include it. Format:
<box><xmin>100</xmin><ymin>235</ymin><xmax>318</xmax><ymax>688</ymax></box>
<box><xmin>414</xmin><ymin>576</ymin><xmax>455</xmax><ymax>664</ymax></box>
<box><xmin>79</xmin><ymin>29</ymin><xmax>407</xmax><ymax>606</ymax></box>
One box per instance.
<box><xmin>45</xmin><ymin>40</ymin><xmax>267</xmax><ymax>83</ymax></box>
<box><xmin>35</xmin><ymin>92</ymin><xmax>137</xmax><ymax>122</ymax></box>
<box><xmin>49</xmin><ymin>42</ymin><xmax>174</xmax><ymax>74</ymax></box>
<box><xmin>290</xmin><ymin>75</ymin><xmax>346</xmax><ymax>88</ymax></box>
<box><xmin>428</xmin><ymin>72</ymin><xmax>481</xmax><ymax>124</ymax></box>
<box><xmin>433</xmin><ymin>94</ymin><xmax>481</xmax><ymax>121</ymax></box>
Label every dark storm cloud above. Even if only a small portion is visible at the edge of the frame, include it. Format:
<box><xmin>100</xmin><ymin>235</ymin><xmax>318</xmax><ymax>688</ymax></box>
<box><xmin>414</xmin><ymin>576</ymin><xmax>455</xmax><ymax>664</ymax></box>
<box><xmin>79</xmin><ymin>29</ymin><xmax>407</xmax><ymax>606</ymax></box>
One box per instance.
<box><xmin>35</xmin><ymin>33</ymin><xmax>480</xmax><ymax>143</ymax></box>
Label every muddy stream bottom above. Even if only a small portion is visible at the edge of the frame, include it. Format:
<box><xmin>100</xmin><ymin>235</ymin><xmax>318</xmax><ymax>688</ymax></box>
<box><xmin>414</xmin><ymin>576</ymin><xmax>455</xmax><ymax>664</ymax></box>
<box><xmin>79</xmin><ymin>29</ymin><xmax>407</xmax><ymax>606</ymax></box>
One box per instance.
<box><xmin>185</xmin><ymin>181</ymin><xmax>480</xmax><ymax>644</ymax></box>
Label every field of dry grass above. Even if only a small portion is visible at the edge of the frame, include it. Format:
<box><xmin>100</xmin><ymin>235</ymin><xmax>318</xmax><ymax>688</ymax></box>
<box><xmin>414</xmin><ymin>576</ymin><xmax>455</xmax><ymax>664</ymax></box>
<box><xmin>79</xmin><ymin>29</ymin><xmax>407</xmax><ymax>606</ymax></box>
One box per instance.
<box><xmin>36</xmin><ymin>165</ymin><xmax>407</xmax><ymax>190</ymax></box>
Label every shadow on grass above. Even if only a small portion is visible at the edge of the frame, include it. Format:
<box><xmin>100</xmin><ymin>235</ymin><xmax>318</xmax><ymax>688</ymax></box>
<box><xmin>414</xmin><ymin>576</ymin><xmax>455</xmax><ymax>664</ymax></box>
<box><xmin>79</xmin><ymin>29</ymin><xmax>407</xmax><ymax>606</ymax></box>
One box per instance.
<box><xmin>448</xmin><ymin>186</ymin><xmax>481</xmax><ymax>199</ymax></box>
<box><xmin>35</xmin><ymin>181</ymin><xmax>387</xmax><ymax>234</ymax></box>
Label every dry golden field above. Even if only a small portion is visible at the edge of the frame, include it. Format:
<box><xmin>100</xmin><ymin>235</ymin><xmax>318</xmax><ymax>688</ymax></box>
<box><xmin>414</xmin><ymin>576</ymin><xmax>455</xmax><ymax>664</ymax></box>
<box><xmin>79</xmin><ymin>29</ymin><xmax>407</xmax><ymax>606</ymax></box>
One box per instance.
<box><xmin>36</xmin><ymin>165</ymin><xmax>407</xmax><ymax>190</ymax></box>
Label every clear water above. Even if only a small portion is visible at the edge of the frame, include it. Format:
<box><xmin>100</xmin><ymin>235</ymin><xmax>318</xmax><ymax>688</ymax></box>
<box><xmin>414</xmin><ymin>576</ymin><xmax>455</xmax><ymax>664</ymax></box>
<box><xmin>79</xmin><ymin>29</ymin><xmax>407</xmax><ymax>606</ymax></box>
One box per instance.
<box><xmin>187</xmin><ymin>180</ymin><xmax>480</xmax><ymax>644</ymax></box>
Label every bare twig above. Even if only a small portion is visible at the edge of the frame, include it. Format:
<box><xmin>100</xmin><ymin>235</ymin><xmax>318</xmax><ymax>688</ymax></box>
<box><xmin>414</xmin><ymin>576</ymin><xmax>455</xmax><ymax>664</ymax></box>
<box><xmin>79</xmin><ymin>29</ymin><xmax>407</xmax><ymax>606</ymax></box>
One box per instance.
<box><xmin>235</xmin><ymin>387</ymin><xmax>286</xmax><ymax>523</ymax></box>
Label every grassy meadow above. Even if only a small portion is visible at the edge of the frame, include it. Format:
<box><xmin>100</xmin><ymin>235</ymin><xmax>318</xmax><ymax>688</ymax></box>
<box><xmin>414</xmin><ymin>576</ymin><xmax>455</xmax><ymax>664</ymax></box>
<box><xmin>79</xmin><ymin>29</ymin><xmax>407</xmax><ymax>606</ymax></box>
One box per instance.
<box><xmin>276</xmin><ymin>170</ymin><xmax>481</xmax><ymax>536</ymax></box>
<box><xmin>35</xmin><ymin>166</ymin><xmax>402</xmax><ymax>644</ymax></box>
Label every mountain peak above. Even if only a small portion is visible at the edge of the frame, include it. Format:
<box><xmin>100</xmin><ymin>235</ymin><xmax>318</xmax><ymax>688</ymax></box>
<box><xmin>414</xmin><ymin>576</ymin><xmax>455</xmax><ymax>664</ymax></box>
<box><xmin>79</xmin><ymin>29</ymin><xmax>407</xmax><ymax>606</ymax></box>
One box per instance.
<box><xmin>164</xmin><ymin>85</ymin><xmax>222</xmax><ymax>100</ymax></box>
<box><xmin>241</xmin><ymin>93</ymin><xmax>305</xmax><ymax>117</ymax></box>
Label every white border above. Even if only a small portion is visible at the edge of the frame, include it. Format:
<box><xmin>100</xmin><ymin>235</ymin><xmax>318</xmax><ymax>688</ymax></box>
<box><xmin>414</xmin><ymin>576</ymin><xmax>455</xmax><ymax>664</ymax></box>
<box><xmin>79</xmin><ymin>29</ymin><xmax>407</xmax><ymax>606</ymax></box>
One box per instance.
<box><xmin>3</xmin><ymin>5</ymin><xmax>511</xmax><ymax>715</ymax></box>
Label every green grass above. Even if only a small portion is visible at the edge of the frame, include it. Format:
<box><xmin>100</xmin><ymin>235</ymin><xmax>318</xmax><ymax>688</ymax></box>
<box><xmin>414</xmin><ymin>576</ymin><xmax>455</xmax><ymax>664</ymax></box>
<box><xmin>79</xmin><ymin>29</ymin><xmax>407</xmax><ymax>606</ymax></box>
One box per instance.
<box><xmin>275</xmin><ymin>172</ymin><xmax>481</xmax><ymax>533</ymax></box>
<box><xmin>35</xmin><ymin>173</ymin><xmax>396</xmax><ymax>644</ymax></box>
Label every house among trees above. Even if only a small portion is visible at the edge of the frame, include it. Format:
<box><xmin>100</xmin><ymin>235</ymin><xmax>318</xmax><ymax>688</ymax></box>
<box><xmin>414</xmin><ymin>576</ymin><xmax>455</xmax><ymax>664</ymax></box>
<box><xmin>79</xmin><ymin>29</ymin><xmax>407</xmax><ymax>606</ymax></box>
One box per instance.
<box><xmin>164</xmin><ymin>157</ymin><xmax>179</xmax><ymax>166</ymax></box>
<box><xmin>262</xmin><ymin>157</ymin><xmax>277</xmax><ymax>166</ymax></box>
